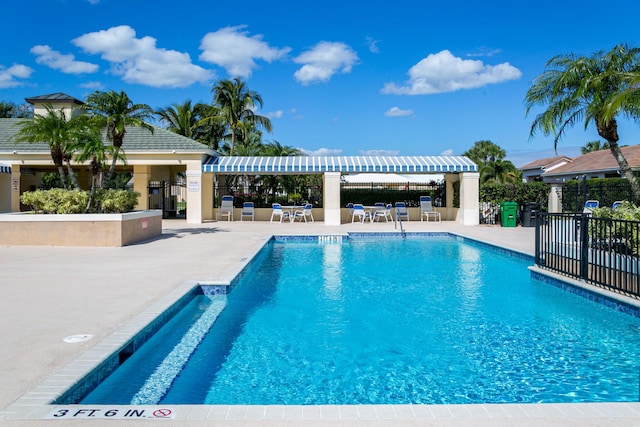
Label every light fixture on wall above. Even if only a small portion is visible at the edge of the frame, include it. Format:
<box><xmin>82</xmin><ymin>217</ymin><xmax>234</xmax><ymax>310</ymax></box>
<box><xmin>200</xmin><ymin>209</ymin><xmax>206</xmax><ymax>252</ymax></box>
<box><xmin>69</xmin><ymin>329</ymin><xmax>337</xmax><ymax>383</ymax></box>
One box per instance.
<box><xmin>12</xmin><ymin>150</ymin><xmax>17</xmax><ymax>154</ymax></box>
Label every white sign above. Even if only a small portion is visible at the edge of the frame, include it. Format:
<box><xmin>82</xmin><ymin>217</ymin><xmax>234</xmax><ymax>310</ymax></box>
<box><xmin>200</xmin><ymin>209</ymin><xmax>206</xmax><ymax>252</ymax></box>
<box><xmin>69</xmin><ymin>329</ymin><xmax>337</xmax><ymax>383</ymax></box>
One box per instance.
<box><xmin>188</xmin><ymin>179</ymin><xmax>199</xmax><ymax>192</ymax></box>
<box><xmin>12</xmin><ymin>178</ymin><xmax>19</xmax><ymax>192</ymax></box>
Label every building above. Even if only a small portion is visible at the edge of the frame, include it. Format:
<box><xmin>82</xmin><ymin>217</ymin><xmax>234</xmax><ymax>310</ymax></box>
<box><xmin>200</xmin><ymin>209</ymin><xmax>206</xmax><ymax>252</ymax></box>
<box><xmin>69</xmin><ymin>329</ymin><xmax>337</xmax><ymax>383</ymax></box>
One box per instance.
<box><xmin>0</xmin><ymin>93</ymin><xmax>481</xmax><ymax>225</ymax></box>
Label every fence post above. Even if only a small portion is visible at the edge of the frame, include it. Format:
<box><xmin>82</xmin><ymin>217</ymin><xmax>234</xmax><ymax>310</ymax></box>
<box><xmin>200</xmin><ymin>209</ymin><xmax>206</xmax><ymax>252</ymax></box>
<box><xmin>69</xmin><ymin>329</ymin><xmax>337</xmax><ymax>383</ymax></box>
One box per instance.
<box><xmin>579</xmin><ymin>213</ymin><xmax>589</xmax><ymax>281</ymax></box>
<box><xmin>534</xmin><ymin>212</ymin><xmax>541</xmax><ymax>265</ymax></box>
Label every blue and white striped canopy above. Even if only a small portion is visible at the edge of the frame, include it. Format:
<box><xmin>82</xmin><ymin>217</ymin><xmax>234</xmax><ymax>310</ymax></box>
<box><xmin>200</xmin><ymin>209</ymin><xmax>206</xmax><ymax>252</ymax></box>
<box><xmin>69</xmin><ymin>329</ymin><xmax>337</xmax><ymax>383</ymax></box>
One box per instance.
<box><xmin>202</xmin><ymin>156</ymin><xmax>477</xmax><ymax>174</ymax></box>
<box><xmin>0</xmin><ymin>162</ymin><xmax>11</xmax><ymax>174</ymax></box>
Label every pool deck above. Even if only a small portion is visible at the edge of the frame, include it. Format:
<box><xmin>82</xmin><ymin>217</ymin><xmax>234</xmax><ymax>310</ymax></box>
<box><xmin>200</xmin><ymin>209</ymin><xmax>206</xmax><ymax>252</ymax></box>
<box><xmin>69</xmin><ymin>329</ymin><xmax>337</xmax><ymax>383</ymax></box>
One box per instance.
<box><xmin>1</xmin><ymin>219</ymin><xmax>640</xmax><ymax>426</ymax></box>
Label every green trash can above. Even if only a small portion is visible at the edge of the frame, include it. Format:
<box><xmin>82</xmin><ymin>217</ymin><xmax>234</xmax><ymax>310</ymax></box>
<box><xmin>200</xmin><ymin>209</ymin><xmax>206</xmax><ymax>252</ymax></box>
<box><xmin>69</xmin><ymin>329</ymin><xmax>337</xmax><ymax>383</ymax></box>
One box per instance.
<box><xmin>500</xmin><ymin>201</ymin><xmax>518</xmax><ymax>227</ymax></box>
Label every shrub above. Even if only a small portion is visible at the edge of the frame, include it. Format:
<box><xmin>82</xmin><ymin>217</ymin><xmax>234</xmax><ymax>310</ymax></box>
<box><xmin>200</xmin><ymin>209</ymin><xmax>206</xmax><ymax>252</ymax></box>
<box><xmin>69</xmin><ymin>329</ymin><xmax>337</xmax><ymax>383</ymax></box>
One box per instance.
<box><xmin>96</xmin><ymin>189</ymin><xmax>140</xmax><ymax>213</ymax></box>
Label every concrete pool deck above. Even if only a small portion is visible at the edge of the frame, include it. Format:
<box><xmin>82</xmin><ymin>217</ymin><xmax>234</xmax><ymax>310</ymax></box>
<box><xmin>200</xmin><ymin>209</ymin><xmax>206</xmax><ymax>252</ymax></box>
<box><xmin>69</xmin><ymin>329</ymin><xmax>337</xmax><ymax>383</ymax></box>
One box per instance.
<box><xmin>1</xmin><ymin>219</ymin><xmax>639</xmax><ymax>426</ymax></box>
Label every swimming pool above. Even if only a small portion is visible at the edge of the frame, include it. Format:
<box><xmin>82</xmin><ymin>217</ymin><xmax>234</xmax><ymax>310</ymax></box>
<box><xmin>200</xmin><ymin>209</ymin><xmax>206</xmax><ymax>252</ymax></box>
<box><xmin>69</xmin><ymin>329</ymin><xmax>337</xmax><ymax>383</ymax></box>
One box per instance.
<box><xmin>77</xmin><ymin>234</ymin><xmax>640</xmax><ymax>405</ymax></box>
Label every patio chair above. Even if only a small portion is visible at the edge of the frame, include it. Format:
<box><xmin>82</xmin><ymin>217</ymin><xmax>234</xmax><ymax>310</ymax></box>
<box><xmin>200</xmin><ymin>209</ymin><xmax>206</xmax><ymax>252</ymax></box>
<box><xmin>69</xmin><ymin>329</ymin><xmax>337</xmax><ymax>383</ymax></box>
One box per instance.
<box><xmin>352</xmin><ymin>204</ymin><xmax>370</xmax><ymax>223</ymax></box>
<box><xmin>292</xmin><ymin>203</ymin><xmax>315</xmax><ymax>223</ymax></box>
<box><xmin>583</xmin><ymin>200</ymin><xmax>599</xmax><ymax>215</ymax></box>
<box><xmin>240</xmin><ymin>201</ymin><xmax>254</xmax><ymax>221</ymax></box>
<box><xmin>217</xmin><ymin>195</ymin><xmax>234</xmax><ymax>221</ymax></box>
<box><xmin>346</xmin><ymin>203</ymin><xmax>354</xmax><ymax>221</ymax></box>
<box><xmin>395</xmin><ymin>202</ymin><xmax>409</xmax><ymax>222</ymax></box>
<box><xmin>372</xmin><ymin>204</ymin><xmax>392</xmax><ymax>222</ymax></box>
<box><xmin>270</xmin><ymin>203</ymin><xmax>291</xmax><ymax>223</ymax></box>
<box><xmin>420</xmin><ymin>195</ymin><xmax>441</xmax><ymax>222</ymax></box>
<box><xmin>612</xmin><ymin>200</ymin><xmax>624</xmax><ymax>210</ymax></box>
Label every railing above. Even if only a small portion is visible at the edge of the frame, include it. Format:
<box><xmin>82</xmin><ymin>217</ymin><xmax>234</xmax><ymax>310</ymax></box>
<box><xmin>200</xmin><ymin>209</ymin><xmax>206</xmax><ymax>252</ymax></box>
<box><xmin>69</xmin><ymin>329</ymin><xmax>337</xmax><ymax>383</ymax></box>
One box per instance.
<box><xmin>535</xmin><ymin>212</ymin><xmax>640</xmax><ymax>298</ymax></box>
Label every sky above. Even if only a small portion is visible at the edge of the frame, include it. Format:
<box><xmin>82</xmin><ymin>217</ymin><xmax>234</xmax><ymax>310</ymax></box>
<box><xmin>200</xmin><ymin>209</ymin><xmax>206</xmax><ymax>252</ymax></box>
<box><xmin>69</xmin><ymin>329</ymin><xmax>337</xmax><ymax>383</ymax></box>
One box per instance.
<box><xmin>1</xmin><ymin>0</ymin><xmax>640</xmax><ymax>166</ymax></box>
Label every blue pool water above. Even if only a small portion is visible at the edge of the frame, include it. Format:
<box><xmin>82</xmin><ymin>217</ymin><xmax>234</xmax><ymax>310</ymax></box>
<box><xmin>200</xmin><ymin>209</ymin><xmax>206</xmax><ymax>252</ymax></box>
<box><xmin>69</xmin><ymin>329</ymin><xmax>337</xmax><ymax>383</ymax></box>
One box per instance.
<box><xmin>81</xmin><ymin>236</ymin><xmax>640</xmax><ymax>405</ymax></box>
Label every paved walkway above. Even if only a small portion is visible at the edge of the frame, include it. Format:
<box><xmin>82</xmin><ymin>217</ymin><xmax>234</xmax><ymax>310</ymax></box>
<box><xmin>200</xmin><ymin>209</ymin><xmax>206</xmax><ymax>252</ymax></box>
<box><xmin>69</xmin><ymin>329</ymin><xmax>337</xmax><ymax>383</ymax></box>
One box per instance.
<box><xmin>2</xmin><ymin>220</ymin><xmax>640</xmax><ymax>426</ymax></box>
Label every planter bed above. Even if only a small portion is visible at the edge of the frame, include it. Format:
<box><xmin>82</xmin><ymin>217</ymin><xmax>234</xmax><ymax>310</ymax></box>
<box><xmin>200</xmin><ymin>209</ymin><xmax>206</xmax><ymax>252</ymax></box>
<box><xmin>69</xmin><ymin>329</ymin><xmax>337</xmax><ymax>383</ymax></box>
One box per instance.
<box><xmin>0</xmin><ymin>210</ymin><xmax>162</xmax><ymax>247</ymax></box>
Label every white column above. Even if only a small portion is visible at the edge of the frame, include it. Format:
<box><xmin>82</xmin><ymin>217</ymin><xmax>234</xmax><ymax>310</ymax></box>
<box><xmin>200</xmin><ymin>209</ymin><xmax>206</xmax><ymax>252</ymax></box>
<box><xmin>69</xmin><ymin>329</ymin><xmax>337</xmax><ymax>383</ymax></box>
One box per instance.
<box><xmin>549</xmin><ymin>184</ymin><xmax>562</xmax><ymax>213</ymax></box>
<box><xmin>459</xmin><ymin>172</ymin><xmax>480</xmax><ymax>226</ymax></box>
<box><xmin>185</xmin><ymin>163</ymin><xmax>203</xmax><ymax>224</ymax></box>
<box><xmin>323</xmin><ymin>172</ymin><xmax>341</xmax><ymax>225</ymax></box>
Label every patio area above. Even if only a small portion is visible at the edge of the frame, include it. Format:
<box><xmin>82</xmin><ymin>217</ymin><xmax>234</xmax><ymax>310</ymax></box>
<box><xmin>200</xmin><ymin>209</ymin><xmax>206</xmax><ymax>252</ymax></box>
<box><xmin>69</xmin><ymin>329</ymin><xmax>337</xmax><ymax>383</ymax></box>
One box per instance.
<box><xmin>1</xmin><ymin>219</ymin><xmax>639</xmax><ymax>426</ymax></box>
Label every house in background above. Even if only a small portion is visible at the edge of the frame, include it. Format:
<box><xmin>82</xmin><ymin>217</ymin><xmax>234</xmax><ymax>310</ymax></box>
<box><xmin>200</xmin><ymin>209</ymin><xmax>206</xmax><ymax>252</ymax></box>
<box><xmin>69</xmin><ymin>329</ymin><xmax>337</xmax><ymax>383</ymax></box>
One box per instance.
<box><xmin>539</xmin><ymin>145</ymin><xmax>640</xmax><ymax>183</ymax></box>
<box><xmin>518</xmin><ymin>155</ymin><xmax>573</xmax><ymax>182</ymax></box>
<box><xmin>522</xmin><ymin>145</ymin><xmax>640</xmax><ymax>212</ymax></box>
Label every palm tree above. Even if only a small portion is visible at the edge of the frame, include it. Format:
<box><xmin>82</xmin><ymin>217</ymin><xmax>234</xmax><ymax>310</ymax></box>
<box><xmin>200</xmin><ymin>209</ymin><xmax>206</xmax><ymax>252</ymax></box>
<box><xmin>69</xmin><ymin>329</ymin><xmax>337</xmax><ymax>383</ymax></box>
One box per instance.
<box><xmin>462</xmin><ymin>140</ymin><xmax>506</xmax><ymax>164</ymax></box>
<box><xmin>581</xmin><ymin>140</ymin><xmax>610</xmax><ymax>154</ymax></box>
<box><xmin>0</xmin><ymin>101</ymin><xmax>15</xmax><ymax>118</ymax></box>
<box><xmin>462</xmin><ymin>140</ymin><xmax>509</xmax><ymax>184</ymax></box>
<box><xmin>209</xmin><ymin>78</ymin><xmax>272</xmax><ymax>155</ymax></box>
<box><xmin>480</xmin><ymin>159</ymin><xmax>519</xmax><ymax>184</ymax></box>
<box><xmin>12</xmin><ymin>104</ymin><xmax>81</xmax><ymax>189</ymax></box>
<box><xmin>155</xmin><ymin>100</ymin><xmax>201</xmax><ymax>139</ymax></box>
<box><xmin>194</xmin><ymin>103</ymin><xmax>226</xmax><ymax>150</ymax></box>
<box><xmin>525</xmin><ymin>43</ymin><xmax>640</xmax><ymax>200</ymax></box>
<box><xmin>71</xmin><ymin>122</ymin><xmax>124</xmax><ymax>211</ymax></box>
<box><xmin>83</xmin><ymin>90</ymin><xmax>154</xmax><ymax>185</ymax></box>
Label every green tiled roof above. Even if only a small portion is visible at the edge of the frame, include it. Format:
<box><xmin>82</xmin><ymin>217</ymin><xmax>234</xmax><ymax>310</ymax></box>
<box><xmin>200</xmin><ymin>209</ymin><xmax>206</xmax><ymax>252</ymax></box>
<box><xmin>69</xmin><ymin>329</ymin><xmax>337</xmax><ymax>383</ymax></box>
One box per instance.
<box><xmin>0</xmin><ymin>118</ymin><xmax>214</xmax><ymax>154</ymax></box>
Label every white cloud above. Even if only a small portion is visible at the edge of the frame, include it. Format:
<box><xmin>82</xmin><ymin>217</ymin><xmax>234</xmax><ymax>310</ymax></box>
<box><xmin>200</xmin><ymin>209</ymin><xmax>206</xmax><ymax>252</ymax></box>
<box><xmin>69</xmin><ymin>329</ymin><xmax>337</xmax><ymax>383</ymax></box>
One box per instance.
<box><xmin>293</xmin><ymin>41</ymin><xmax>358</xmax><ymax>85</ymax></box>
<box><xmin>466</xmin><ymin>47</ymin><xmax>501</xmax><ymax>58</ymax></box>
<box><xmin>385</xmin><ymin>106</ymin><xmax>414</xmax><ymax>117</ymax></box>
<box><xmin>30</xmin><ymin>45</ymin><xmax>98</xmax><ymax>74</ymax></box>
<box><xmin>0</xmin><ymin>64</ymin><xmax>33</xmax><ymax>88</ymax></box>
<box><xmin>199</xmin><ymin>25</ymin><xmax>290</xmax><ymax>78</ymax></box>
<box><xmin>381</xmin><ymin>50</ymin><xmax>521</xmax><ymax>95</ymax></box>
<box><xmin>79</xmin><ymin>81</ymin><xmax>105</xmax><ymax>90</ymax></box>
<box><xmin>359</xmin><ymin>149</ymin><xmax>400</xmax><ymax>156</ymax></box>
<box><xmin>439</xmin><ymin>149</ymin><xmax>455</xmax><ymax>156</ymax></box>
<box><xmin>268</xmin><ymin>110</ymin><xmax>283</xmax><ymax>119</ymax></box>
<box><xmin>365</xmin><ymin>36</ymin><xmax>380</xmax><ymax>53</ymax></box>
<box><xmin>72</xmin><ymin>25</ymin><xmax>213</xmax><ymax>88</ymax></box>
<box><xmin>300</xmin><ymin>147</ymin><xmax>343</xmax><ymax>156</ymax></box>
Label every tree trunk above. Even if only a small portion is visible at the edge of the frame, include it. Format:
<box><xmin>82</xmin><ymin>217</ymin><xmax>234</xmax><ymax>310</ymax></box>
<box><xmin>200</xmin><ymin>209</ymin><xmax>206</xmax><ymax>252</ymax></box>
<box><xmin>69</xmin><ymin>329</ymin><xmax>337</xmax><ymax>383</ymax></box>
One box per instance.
<box><xmin>608</xmin><ymin>141</ymin><xmax>640</xmax><ymax>202</ymax></box>
<box><xmin>57</xmin><ymin>165</ymin><xmax>67</xmax><ymax>190</ymax></box>
<box><xmin>65</xmin><ymin>161</ymin><xmax>80</xmax><ymax>189</ymax></box>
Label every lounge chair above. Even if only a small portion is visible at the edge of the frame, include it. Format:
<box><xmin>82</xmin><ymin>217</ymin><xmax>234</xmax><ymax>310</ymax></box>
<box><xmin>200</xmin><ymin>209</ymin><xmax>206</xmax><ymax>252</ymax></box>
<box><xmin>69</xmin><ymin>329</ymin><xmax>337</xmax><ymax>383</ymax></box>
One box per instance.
<box><xmin>352</xmin><ymin>204</ymin><xmax>370</xmax><ymax>223</ymax></box>
<box><xmin>612</xmin><ymin>201</ymin><xmax>624</xmax><ymax>209</ymax></box>
<box><xmin>240</xmin><ymin>201</ymin><xmax>254</xmax><ymax>221</ymax></box>
<box><xmin>583</xmin><ymin>200</ymin><xmax>599</xmax><ymax>215</ymax></box>
<box><xmin>270</xmin><ymin>203</ymin><xmax>291</xmax><ymax>223</ymax></box>
<box><xmin>217</xmin><ymin>195</ymin><xmax>234</xmax><ymax>221</ymax></box>
<box><xmin>395</xmin><ymin>202</ymin><xmax>409</xmax><ymax>222</ymax></box>
<box><xmin>420</xmin><ymin>195</ymin><xmax>441</xmax><ymax>222</ymax></box>
<box><xmin>292</xmin><ymin>204</ymin><xmax>314</xmax><ymax>223</ymax></box>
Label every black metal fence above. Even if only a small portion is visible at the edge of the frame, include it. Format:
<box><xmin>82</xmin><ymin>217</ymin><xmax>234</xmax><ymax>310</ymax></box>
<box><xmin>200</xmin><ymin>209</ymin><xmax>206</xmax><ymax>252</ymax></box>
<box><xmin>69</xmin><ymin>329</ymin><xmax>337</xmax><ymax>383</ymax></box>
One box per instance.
<box><xmin>341</xmin><ymin>181</ymin><xmax>446</xmax><ymax>207</ymax></box>
<box><xmin>535</xmin><ymin>212</ymin><xmax>640</xmax><ymax>298</ymax></box>
<box><xmin>561</xmin><ymin>178</ymin><xmax>634</xmax><ymax>212</ymax></box>
<box><xmin>216</xmin><ymin>179</ymin><xmax>323</xmax><ymax>208</ymax></box>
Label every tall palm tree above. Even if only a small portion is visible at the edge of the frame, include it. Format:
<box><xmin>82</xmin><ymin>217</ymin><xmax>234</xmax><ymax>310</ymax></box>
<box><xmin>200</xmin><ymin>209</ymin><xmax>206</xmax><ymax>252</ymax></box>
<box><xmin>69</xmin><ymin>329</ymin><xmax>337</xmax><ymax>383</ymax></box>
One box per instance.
<box><xmin>83</xmin><ymin>90</ymin><xmax>154</xmax><ymax>185</ymax></box>
<box><xmin>210</xmin><ymin>78</ymin><xmax>272</xmax><ymax>155</ymax></box>
<box><xmin>12</xmin><ymin>104</ymin><xmax>81</xmax><ymax>189</ymax></box>
<box><xmin>525</xmin><ymin>43</ymin><xmax>640</xmax><ymax>200</ymax></box>
<box><xmin>71</xmin><ymin>121</ymin><xmax>124</xmax><ymax>211</ymax></box>
<box><xmin>581</xmin><ymin>140</ymin><xmax>610</xmax><ymax>154</ymax></box>
<box><xmin>194</xmin><ymin>103</ymin><xmax>226</xmax><ymax>150</ymax></box>
<box><xmin>480</xmin><ymin>158</ymin><xmax>519</xmax><ymax>184</ymax></box>
<box><xmin>462</xmin><ymin>140</ymin><xmax>509</xmax><ymax>185</ymax></box>
<box><xmin>155</xmin><ymin>100</ymin><xmax>200</xmax><ymax>139</ymax></box>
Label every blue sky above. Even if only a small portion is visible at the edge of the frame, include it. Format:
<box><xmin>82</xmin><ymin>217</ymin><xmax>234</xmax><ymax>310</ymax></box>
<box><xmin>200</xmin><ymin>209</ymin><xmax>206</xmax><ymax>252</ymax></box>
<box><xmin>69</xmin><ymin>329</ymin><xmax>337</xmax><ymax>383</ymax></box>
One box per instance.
<box><xmin>1</xmin><ymin>0</ymin><xmax>640</xmax><ymax>166</ymax></box>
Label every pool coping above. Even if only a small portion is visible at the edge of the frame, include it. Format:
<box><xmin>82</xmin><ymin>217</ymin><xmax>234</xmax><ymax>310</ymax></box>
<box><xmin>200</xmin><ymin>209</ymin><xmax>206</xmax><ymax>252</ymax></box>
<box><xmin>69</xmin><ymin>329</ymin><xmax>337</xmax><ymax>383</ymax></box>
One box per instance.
<box><xmin>3</xmin><ymin>231</ymin><xmax>640</xmax><ymax>422</ymax></box>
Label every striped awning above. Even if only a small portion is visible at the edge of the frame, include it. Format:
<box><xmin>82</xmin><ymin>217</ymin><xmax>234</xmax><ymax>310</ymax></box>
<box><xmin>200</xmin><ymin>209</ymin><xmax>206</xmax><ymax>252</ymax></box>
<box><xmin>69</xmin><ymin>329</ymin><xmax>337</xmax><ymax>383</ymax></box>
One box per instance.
<box><xmin>202</xmin><ymin>156</ymin><xmax>477</xmax><ymax>174</ymax></box>
<box><xmin>0</xmin><ymin>162</ymin><xmax>11</xmax><ymax>174</ymax></box>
